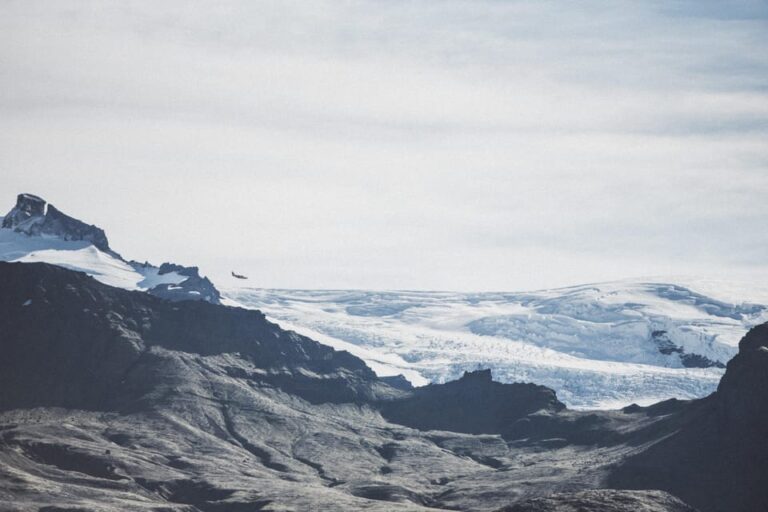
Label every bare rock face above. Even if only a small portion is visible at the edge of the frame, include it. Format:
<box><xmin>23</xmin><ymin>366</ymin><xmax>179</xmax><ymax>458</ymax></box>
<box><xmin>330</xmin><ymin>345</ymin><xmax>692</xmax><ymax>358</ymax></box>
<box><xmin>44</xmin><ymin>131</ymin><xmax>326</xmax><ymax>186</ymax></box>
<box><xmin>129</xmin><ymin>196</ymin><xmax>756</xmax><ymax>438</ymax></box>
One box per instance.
<box><xmin>608</xmin><ymin>322</ymin><xmax>768</xmax><ymax>512</ymax></box>
<box><xmin>718</xmin><ymin>322</ymin><xmax>768</xmax><ymax>429</ymax></box>
<box><xmin>496</xmin><ymin>490</ymin><xmax>698</xmax><ymax>512</ymax></box>
<box><xmin>1</xmin><ymin>193</ymin><xmax>46</xmax><ymax>228</ymax></box>
<box><xmin>379</xmin><ymin>369</ymin><xmax>565</xmax><ymax>435</ymax></box>
<box><xmin>380</xmin><ymin>374</ymin><xmax>415</xmax><ymax>391</ymax></box>
<box><xmin>37</xmin><ymin>204</ymin><xmax>111</xmax><ymax>252</ymax></box>
<box><xmin>148</xmin><ymin>262</ymin><xmax>222</xmax><ymax>304</ymax></box>
<box><xmin>2</xmin><ymin>193</ymin><xmax>111</xmax><ymax>252</ymax></box>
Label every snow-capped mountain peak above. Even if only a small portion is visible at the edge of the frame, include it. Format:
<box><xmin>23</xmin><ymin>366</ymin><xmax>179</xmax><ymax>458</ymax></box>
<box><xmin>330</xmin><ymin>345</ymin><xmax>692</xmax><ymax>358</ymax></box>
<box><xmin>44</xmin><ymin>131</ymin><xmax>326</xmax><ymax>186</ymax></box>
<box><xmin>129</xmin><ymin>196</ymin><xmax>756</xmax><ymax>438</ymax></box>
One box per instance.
<box><xmin>2</xmin><ymin>193</ymin><xmax>46</xmax><ymax>229</ymax></box>
<box><xmin>3</xmin><ymin>193</ymin><xmax>111</xmax><ymax>253</ymax></box>
<box><xmin>0</xmin><ymin>193</ymin><xmax>221</xmax><ymax>304</ymax></box>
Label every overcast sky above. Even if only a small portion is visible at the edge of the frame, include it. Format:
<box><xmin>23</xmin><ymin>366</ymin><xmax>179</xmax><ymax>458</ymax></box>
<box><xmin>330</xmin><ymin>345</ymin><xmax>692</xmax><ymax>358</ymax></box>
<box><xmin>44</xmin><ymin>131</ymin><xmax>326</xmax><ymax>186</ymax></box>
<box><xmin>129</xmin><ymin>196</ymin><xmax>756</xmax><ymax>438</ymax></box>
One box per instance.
<box><xmin>1</xmin><ymin>1</ymin><xmax>767</xmax><ymax>291</ymax></box>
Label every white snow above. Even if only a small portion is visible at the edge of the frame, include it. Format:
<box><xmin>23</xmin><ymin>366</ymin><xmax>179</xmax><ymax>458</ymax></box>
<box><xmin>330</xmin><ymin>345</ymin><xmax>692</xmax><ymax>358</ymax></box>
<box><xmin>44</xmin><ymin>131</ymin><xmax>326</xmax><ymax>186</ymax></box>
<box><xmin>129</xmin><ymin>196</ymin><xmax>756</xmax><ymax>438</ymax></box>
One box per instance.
<box><xmin>0</xmin><ymin>227</ymin><xmax>186</xmax><ymax>291</ymax></box>
<box><xmin>224</xmin><ymin>281</ymin><xmax>766</xmax><ymax>409</ymax></box>
<box><xmin>136</xmin><ymin>267</ymin><xmax>188</xmax><ymax>289</ymax></box>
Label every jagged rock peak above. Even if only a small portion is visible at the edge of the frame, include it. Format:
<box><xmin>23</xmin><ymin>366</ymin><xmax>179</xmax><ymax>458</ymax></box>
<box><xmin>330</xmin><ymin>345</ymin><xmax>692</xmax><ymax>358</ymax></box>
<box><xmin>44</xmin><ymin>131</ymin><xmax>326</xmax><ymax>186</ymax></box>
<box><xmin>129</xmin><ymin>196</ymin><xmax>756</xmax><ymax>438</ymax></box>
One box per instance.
<box><xmin>2</xmin><ymin>193</ymin><xmax>223</xmax><ymax>305</ymax></box>
<box><xmin>152</xmin><ymin>261</ymin><xmax>222</xmax><ymax>304</ymax></box>
<box><xmin>737</xmin><ymin>322</ymin><xmax>768</xmax><ymax>353</ymax></box>
<box><xmin>716</xmin><ymin>321</ymin><xmax>768</xmax><ymax>428</ymax></box>
<box><xmin>158</xmin><ymin>262</ymin><xmax>201</xmax><ymax>277</ymax></box>
<box><xmin>2</xmin><ymin>193</ymin><xmax>46</xmax><ymax>229</ymax></box>
<box><xmin>2</xmin><ymin>193</ymin><xmax>111</xmax><ymax>253</ymax></box>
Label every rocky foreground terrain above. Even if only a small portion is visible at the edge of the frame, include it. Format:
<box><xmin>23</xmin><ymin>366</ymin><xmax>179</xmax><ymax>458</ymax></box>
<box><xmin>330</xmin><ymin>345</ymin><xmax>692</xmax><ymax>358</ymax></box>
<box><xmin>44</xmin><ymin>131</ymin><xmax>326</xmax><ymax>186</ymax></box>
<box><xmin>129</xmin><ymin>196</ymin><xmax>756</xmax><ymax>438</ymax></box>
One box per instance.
<box><xmin>1</xmin><ymin>262</ymin><xmax>767</xmax><ymax>511</ymax></box>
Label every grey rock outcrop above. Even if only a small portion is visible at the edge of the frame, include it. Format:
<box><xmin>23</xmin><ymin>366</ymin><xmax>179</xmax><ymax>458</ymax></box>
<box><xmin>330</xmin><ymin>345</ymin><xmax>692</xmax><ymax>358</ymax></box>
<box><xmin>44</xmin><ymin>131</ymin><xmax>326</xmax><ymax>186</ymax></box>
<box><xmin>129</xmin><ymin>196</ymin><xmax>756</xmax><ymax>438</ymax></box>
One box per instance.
<box><xmin>379</xmin><ymin>369</ymin><xmax>565</xmax><ymax>435</ymax></box>
<box><xmin>2</xmin><ymin>193</ymin><xmax>111</xmax><ymax>252</ymax></box>
<box><xmin>152</xmin><ymin>262</ymin><xmax>222</xmax><ymax>304</ymax></box>
<box><xmin>1</xmin><ymin>193</ymin><xmax>46</xmax><ymax>228</ymax></box>
<box><xmin>380</xmin><ymin>374</ymin><xmax>415</xmax><ymax>391</ymax></box>
<box><xmin>129</xmin><ymin>261</ymin><xmax>223</xmax><ymax>304</ymax></box>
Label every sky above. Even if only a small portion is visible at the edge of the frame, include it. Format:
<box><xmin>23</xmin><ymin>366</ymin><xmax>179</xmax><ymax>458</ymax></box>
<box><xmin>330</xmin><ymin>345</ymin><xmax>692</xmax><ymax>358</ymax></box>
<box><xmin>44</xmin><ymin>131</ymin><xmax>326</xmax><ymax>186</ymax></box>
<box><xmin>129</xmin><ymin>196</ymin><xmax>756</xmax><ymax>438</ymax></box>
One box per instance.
<box><xmin>1</xmin><ymin>0</ymin><xmax>767</xmax><ymax>291</ymax></box>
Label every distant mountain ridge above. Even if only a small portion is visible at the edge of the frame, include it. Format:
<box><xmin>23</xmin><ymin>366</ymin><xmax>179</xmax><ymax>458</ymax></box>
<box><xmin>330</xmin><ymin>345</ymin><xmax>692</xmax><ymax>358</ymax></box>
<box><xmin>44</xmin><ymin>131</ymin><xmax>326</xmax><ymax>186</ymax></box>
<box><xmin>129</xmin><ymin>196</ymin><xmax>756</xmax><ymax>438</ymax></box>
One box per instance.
<box><xmin>3</xmin><ymin>193</ymin><xmax>767</xmax><ymax>409</ymax></box>
<box><xmin>0</xmin><ymin>193</ymin><xmax>222</xmax><ymax>304</ymax></box>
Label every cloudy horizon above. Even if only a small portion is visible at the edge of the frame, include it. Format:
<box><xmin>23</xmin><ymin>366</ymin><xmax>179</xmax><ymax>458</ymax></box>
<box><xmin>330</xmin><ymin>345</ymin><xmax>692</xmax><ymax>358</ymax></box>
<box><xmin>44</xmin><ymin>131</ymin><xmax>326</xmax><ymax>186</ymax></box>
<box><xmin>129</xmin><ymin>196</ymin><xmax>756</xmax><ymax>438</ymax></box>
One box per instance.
<box><xmin>2</xmin><ymin>0</ymin><xmax>767</xmax><ymax>291</ymax></box>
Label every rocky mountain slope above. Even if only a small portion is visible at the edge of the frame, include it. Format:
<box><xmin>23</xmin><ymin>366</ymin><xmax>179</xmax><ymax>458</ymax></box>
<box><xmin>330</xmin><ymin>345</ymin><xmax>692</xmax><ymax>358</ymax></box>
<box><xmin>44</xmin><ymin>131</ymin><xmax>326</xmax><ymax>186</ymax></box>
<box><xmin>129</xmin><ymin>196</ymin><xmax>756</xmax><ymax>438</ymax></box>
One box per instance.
<box><xmin>1</xmin><ymin>261</ymin><xmax>767</xmax><ymax>511</ymax></box>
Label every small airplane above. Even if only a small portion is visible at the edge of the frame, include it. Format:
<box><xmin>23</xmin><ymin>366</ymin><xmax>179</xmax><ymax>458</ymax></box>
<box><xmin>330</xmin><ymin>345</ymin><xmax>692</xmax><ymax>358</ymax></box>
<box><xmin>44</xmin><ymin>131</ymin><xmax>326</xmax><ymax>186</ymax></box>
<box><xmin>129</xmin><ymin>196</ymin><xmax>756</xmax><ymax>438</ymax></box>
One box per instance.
<box><xmin>231</xmin><ymin>271</ymin><xmax>248</xmax><ymax>280</ymax></box>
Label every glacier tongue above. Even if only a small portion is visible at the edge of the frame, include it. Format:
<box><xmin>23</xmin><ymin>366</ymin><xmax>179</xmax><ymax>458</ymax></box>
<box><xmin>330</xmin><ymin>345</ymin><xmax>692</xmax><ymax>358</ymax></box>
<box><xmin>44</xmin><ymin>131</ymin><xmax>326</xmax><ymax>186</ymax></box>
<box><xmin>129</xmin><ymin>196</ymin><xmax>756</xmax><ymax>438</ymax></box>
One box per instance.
<box><xmin>224</xmin><ymin>283</ymin><xmax>767</xmax><ymax>409</ymax></box>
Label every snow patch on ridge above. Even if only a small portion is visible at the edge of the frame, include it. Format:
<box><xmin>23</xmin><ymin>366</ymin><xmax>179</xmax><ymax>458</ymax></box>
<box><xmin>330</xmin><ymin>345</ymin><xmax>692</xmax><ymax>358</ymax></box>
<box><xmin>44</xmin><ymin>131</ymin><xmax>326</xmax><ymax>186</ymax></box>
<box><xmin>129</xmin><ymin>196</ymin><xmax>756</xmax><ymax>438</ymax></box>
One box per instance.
<box><xmin>0</xmin><ymin>227</ymin><xmax>185</xmax><ymax>291</ymax></box>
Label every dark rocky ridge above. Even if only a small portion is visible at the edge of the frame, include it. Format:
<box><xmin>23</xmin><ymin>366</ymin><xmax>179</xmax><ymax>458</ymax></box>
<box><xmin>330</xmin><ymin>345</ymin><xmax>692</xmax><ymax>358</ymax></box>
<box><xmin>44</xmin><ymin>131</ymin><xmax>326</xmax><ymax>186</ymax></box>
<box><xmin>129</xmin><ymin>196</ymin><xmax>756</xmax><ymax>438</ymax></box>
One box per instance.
<box><xmin>380</xmin><ymin>369</ymin><xmax>565</xmax><ymax>435</ymax></box>
<box><xmin>1</xmin><ymin>193</ymin><xmax>45</xmax><ymax>229</ymax></box>
<box><xmin>608</xmin><ymin>322</ymin><xmax>768</xmax><ymax>512</ymax></box>
<box><xmin>380</xmin><ymin>374</ymin><xmax>415</xmax><ymax>391</ymax></box>
<box><xmin>2</xmin><ymin>193</ymin><xmax>111</xmax><ymax>253</ymax></box>
<box><xmin>3</xmin><ymin>262</ymin><xmax>767</xmax><ymax>511</ymax></box>
<box><xmin>0</xmin><ymin>262</ymin><xmax>381</xmax><ymax>412</ymax></box>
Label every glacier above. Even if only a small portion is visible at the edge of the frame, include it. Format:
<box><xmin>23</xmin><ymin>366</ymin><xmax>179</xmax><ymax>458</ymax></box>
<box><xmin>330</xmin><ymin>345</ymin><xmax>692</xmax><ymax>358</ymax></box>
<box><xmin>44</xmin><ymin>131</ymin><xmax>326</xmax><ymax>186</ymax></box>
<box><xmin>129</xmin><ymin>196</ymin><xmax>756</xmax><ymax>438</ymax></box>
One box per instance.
<box><xmin>224</xmin><ymin>283</ymin><xmax>768</xmax><ymax>409</ymax></box>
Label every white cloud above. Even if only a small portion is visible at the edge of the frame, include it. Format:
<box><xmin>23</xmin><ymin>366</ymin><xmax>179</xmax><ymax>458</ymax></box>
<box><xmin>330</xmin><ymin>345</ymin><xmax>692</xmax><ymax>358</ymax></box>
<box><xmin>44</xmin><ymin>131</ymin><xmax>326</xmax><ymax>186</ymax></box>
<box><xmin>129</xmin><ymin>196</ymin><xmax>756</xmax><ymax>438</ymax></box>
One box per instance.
<box><xmin>1</xmin><ymin>0</ymin><xmax>766</xmax><ymax>290</ymax></box>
